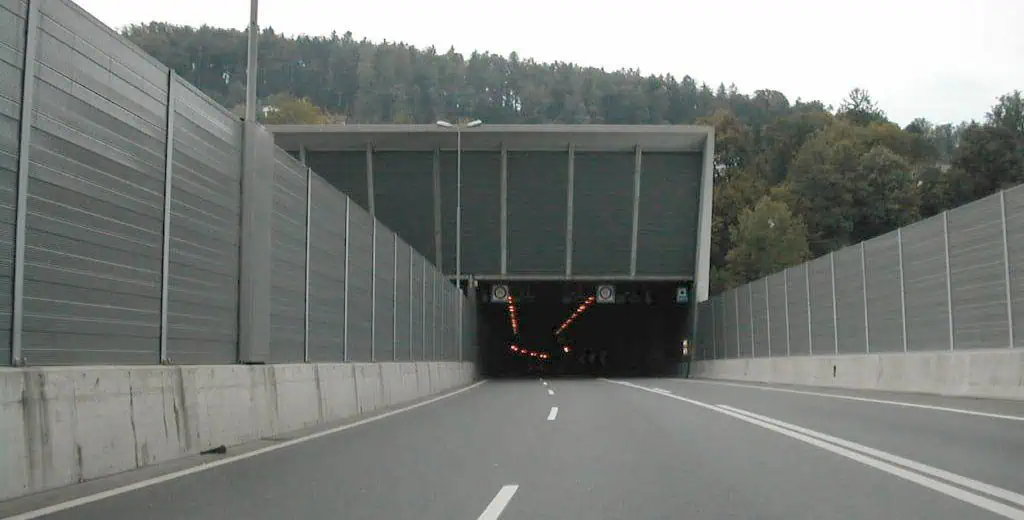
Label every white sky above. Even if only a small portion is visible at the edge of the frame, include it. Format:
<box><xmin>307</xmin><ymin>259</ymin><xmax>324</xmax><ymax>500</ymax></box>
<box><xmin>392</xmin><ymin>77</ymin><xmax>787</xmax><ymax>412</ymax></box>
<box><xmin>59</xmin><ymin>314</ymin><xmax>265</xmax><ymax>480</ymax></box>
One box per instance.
<box><xmin>77</xmin><ymin>0</ymin><xmax>1023</xmax><ymax>126</ymax></box>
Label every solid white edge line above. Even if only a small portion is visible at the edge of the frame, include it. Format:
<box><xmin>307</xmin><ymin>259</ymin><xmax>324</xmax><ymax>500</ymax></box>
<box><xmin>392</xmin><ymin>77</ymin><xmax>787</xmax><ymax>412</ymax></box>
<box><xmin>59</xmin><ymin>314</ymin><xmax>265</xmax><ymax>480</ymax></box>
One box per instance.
<box><xmin>602</xmin><ymin>379</ymin><xmax>1024</xmax><ymax>520</ymax></box>
<box><xmin>547</xmin><ymin>389</ymin><xmax>554</xmax><ymax>396</ymax></box>
<box><xmin>3</xmin><ymin>380</ymin><xmax>488</xmax><ymax>520</ymax></box>
<box><xmin>682</xmin><ymin>379</ymin><xmax>1024</xmax><ymax>422</ymax></box>
<box><xmin>547</xmin><ymin>406</ymin><xmax>558</xmax><ymax>421</ymax></box>
<box><xmin>718</xmin><ymin>404</ymin><xmax>1024</xmax><ymax>508</ymax></box>
<box><xmin>477</xmin><ymin>484</ymin><xmax>519</xmax><ymax>520</ymax></box>
<box><xmin>652</xmin><ymin>387</ymin><xmax>672</xmax><ymax>394</ymax></box>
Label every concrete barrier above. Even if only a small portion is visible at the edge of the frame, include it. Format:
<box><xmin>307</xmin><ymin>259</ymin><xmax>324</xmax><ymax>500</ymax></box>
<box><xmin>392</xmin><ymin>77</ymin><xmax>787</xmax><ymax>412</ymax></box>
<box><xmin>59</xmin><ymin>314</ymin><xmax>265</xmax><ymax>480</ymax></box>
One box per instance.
<box><xmin>691</xmin><ymin>349</ymin><xmax>1024</xmax><ymax>400</ymax></box>
<box><xmin>0</xmin><ymin>361</ymin><xmax>476</xmax><ymax>502</ymax></box>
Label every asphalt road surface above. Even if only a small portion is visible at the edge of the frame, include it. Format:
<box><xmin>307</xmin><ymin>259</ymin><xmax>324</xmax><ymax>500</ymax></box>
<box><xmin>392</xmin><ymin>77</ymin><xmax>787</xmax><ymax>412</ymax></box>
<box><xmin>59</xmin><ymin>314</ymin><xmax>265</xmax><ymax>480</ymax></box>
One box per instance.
<box><xmin>4</xmin><ymin>377</ymin><xmax>1024</xmax><ymax>520</ymax></box>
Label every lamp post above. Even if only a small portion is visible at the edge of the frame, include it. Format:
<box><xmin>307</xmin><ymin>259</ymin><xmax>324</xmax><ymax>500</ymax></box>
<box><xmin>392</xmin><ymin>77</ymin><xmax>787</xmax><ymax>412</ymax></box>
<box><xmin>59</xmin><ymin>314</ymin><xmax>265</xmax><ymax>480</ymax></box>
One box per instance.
<box><xmin>436</xmin><ymin>119</ymin><xmax>482</xmax><ymax>362</ymax></box>
<box><xmin>244</xmin><ymin>0</ymin><xmax>259</xmax><ymax>122</ymax></box>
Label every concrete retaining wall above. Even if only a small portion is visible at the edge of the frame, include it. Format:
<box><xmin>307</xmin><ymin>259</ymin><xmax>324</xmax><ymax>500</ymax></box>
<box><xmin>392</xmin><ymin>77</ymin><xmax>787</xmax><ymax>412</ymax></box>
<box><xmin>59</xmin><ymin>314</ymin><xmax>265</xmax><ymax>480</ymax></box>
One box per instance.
<box><xmin>691</xmin><ymin>350</ymin><xmax>1024</xmax><ymax>400</ymax></box>
<box><xmin>0</xmin><ymin>361</ymin><xmax>476</xmax><ymax>502</ymax></box>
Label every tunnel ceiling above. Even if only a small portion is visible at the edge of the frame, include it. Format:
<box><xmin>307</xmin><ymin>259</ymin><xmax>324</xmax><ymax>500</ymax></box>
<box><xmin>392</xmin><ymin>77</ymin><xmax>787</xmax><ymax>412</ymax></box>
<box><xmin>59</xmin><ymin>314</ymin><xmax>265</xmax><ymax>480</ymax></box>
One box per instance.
<box><xmin>270</xmin><ymin>124</ymin><xmax>712</xmax><ymax>282</ymax></box>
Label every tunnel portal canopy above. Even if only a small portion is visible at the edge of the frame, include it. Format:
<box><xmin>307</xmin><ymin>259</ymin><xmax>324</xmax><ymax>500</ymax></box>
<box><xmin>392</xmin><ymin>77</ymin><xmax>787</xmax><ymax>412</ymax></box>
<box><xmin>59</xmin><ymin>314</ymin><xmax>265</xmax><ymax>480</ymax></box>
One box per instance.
<box><xmin>269</xmin><ymin>124</ymin><xmax>714</xmax><ymax>302</ymax></box>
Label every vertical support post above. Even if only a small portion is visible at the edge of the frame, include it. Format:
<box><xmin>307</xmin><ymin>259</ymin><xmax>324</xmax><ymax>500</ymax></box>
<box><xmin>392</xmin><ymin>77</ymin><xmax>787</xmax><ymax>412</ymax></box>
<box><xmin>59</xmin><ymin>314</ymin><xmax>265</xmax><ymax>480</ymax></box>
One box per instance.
<box><xmin>405</xmin><ymin>247</ymin><xmax>409</xmax><ymax>362</ymax></box>
<box><xmin>565</xmin><ymin>144</ymin><xmax>575</xmax><ymax>277</ymax></box>
<box><xmin>243</xmin><ymin>0</ymin><xmax>259</xmax><ymax>123</ymax></box>
<box><xmin>710</xmin><ymin>298</ymin><xmax>718</xmax><ymax>360</ymax></box>
<box><xmin>783</xmin><ymin>270</ymin><xmax>791</xmax><ymax>357</ymax></box>
<box><xmin>158</xmin><ymin>71</ymin><xmax>177</xmax><ymax>364</ymax></box>
<box><xmin>830</xmin><ymin>252</ymin><xmax>839</xmax><ymax>355</ymax></box>
<box><xmin>238</xmin><ymin>122</ymin><xmax>274</xmax><ymax>363</ymax></box>
<box><xmin>300</xmin><ymin>150</ymin><xmax>311</xmax><ymax>363</ymax></box>
<box><xmin>500</xmin><ymin>144</ymin><xmax>508</xmax><ymax>275</ymax></box>
<box><xmin>861</xmin><ymin>242</ymin><xmax>870</xmax><ymax>353</ymax></box>
<box><xmin>733</xmin><ymin>290</ymin><xmax>741</xmax><ymax>359</ymax></box>
<box><xmin>897</xmin><ymin>228</ymin><xmax>908</xmax><ymax>353</ymax></box>
<box><xmin>1000</xmin><ymin>191</ymin><xmax>1015</xmax><ymax>348</ymax></box>
<box><xmin>455</xmin><ymin>130</ymin><xmax>462</xmax><ymax>281</ymax></box>
<box><xmin>432</xmin><ymin>147</ymin><xmax>443</xmax><ymax>270</ymax></box>
<box><xmin>432</xmin><ymin>271</ymin><xmax>438</xmax><ymax>360</ymax></box>
<box><xmin>748</xmin><ymin>283</ymin><xmax>755</xmax><ymax>357</ymax></box>
<box><xmin>370</xmin><ymin>220</ymin><xmax>377</xmax><ymax>362</ymax></box>
<box><xmin>694</xmin><ymin>128</ymin><xmax>715</xmax><ymax>302</ymax></box>
<box><xmin>764</xmin><ymin>278</ymin><xmax>772</xmax><ymax>357</ymax></box>
<box><xmin>342</xmin><ymin>199</ymin><xmax>350</xmax><ymax>361</ymax></box>
<box><xmin>806</xmin><ymin>264</ymin><xmax>814</xmax><ymax>355</ymax></box>
<box><xmin>11</xmin><ymin>0</ymin><xmax>42</xmax><ymax>366</ymax></box>
<box><xmin>943</xmin><ymin>212</ymin><xmax>955</xmax><ymax>351</ymax></box>
<box><xmin>421</xmin><ymin>259</ymin><xmax>427</xmax><ymax>360</ymax></box>
<box><xmin>392</xmin><ymin>239</ymin><xmax>398</xmax><ymax>361</ymax></box>
<box><xmin>364</xmin><ymin>145</ymin><xmax>372</xmax><ymax>218</ymax></box>
<box><xmin>629</xmin><ymin>146</ymin><xmax>642</xmax><ymax>277</ymax></box>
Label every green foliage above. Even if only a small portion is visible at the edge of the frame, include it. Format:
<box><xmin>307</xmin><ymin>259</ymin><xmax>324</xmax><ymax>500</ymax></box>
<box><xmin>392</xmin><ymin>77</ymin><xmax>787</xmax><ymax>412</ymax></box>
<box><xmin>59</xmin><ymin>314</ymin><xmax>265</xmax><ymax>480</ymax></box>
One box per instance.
<box><xmin>122</xmin><ymin>23</ymin><xmax>1024</xmax><ymax>293</ymax></box>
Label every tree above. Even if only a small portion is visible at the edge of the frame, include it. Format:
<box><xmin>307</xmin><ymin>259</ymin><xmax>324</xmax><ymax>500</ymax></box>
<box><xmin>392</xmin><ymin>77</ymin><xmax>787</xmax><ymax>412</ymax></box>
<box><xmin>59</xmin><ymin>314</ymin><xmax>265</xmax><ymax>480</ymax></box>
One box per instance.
<box><xmin>725</xmin><ymin>195</ymin><xmax>810</xmax><ymax>282</ymax></box>
<box><xmin>838</xmin><ymin>88</ymin><xmax>887</xmax><ymax>126</ymax></box>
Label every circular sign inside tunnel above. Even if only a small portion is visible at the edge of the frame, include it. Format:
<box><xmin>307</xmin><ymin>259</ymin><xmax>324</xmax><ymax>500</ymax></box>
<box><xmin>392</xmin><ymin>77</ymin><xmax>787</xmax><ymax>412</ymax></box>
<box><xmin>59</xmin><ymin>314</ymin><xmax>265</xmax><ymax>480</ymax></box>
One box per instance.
<box><xmin>596</xmin><ymin>284</ymin><xmax>615</xmax><ymax>303</ymax></box>
<box><xmin>491</xmin><ymin>284</ymin><xmax>509</xmax><ymax>302</ymax></box>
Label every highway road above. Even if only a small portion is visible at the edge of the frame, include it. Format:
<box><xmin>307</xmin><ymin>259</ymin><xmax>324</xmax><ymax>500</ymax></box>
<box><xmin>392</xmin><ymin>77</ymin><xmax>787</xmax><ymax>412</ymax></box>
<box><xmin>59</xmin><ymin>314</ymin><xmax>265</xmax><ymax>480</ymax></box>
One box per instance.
<box><xmin>3</xmin><ymin>377</ymin><xmax>1024</xmax><ymax>520</ymax></box>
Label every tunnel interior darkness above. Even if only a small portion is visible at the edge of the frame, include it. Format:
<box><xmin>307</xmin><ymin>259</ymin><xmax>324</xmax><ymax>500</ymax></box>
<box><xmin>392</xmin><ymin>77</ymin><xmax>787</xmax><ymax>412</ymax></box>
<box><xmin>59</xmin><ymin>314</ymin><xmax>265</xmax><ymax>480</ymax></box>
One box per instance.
<box><xmin>476</xmin><ymin>281</ymin><xmax>690</xmax><ymax>378</ymax></box>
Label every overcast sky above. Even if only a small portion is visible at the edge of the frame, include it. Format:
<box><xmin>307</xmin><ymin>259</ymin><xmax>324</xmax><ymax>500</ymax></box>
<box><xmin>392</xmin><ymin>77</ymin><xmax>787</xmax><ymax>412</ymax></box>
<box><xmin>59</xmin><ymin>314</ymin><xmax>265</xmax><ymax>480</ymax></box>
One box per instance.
<box><xmin>77</xmin><ymin>0</ymin><xmax>1023</xmax><ymax>126</ymax></box>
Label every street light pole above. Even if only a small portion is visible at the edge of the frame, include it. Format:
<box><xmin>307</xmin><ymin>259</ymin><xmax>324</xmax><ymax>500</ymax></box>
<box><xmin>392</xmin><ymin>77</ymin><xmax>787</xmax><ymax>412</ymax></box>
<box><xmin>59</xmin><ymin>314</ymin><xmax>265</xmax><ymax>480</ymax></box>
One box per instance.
<box><xmin>436</xmin><ymin>119</ymin><xmax>482</xmax><ymax>362</ymax></box>
<box><xmin>244</xmin><ymin>0</ymin><xmax>259</xmax><ymax>122</ymax></box>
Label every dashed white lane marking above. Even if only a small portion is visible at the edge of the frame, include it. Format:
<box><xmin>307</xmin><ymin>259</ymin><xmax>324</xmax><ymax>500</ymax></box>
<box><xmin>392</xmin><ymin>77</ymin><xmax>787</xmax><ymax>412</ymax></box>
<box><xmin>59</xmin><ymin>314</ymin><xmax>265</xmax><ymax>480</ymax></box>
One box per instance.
<box><xmin>604</xmin><ymin>379</ymin><xmax>1024</xmax><ymax>520</ymax></box>
<box><xmin>477</xmin><ymin>484</ymin><xmax>519</xmax><ymax>520</ymax></box>
<box><xmin>547</xmin><ymin>407</ymin><xmax>559</xmax><ymax>421</ymax></box>
<box><xmin>2</xmin><ymin>381</ymin><xmax>488</xmax><ymax>520</ymax></box>
<box><xmin>681</xmin><ymin>379</ymin><xmax>1024</xmax><ymax>422</ymax></box>
<box><xmin>547</xmin><ymin>389</ymin><xmax>555</xmax><ymax>396</ymax></box>
<box><xmin>542</xmin><ymin>381</ymin><xmax>548</xmax><ymax>386</ymax></box>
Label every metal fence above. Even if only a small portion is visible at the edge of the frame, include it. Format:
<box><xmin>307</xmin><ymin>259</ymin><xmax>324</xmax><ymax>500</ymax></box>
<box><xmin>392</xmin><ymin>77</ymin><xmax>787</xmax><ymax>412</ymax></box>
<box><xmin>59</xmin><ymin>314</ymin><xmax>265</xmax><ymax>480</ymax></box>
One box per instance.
<box><xmin>0</xmin><ymin>0</ymin><xmax>473</xmax><ymax>366</ymax></box>
<box><xmin>695</xmin><ymin>185</ymin><xmax>1024</xmax><ymax>361</ymax></box>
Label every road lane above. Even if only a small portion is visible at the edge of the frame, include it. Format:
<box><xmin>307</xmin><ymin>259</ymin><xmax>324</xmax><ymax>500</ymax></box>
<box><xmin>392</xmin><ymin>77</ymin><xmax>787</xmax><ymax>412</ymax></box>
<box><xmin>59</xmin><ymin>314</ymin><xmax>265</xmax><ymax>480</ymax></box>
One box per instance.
<box><xmin>4</xmin><ymin>376</ymin><xmax>1020</xmax><ymax>520</ymax></box>
<box><xmin>654</xmin><ymin>378</ymin><xmax>1024</xmax><ymax>497</ymax></box>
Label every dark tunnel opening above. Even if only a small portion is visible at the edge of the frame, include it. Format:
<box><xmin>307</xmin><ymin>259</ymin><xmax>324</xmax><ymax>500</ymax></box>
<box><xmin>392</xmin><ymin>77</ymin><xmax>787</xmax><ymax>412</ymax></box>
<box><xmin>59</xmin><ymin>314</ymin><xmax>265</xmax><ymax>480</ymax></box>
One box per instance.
<box><xmin>475</xmin><ymin>281</ymin><xmax>691</xmax><ymax>379</ymax></box>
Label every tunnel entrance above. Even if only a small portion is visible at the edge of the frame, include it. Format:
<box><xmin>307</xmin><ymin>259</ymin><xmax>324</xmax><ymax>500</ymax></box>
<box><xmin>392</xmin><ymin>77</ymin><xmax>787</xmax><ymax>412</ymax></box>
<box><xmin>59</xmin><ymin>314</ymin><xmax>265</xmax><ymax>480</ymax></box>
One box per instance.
<box><xmin>476</xmin><ymin>281</ymin><xmax>691</xmax><ymax>378</ymax></box>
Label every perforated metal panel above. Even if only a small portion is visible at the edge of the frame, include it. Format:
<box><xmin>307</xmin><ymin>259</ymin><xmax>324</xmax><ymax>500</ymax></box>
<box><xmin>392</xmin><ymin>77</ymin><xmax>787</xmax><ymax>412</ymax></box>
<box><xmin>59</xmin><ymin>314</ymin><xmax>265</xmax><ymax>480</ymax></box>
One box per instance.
<box><xmin>506</xmin><ymin>151</ymin><xmax>568</xmax><ymax>275</ymax></box>
<box><xmin>750</xmin><ymin>280</ymin><xmax>769</xmax><ymax>358</ymax></box>
<box><xmin>722</xmin><ymin>289</ymin><xmax>738</xmax><ymax>359</ymax></box>
<box><xmin>902</xmin><ymin>217</ymin><xmax>951</xmax><ymax>352</ymax></box>
<box><xmin>712</xmin><ymin>295</ymin><xmax>726</xmax><ymax>359</ymax></box>
<box><xmin>635</xmin><ymin>152</ymin><xmax>702</xmax><ymax>276</ymax></box>
<box><xmin>269</xmin><ymin>149</ymin><xmax>308</xmax><ymax>363</ymax></box>
<box><xmin>307</xmin><ymin>174</ymin><xmax>346</xmax><ymax>362</ymax></box>
<box><xmin>374</xmin><ymin>228</ymin><xmax>396</xmax><ymax>362</ymax></box>
<box><xmin>346</xmin><ymin>203</ymin><xmax>374</xmax><ymax>362</ymax></box>
<box><xmin>808</xmin><ymin>255</ymin><xmax>836</xmax><ymax>356</ymax></box>
<box><xmin>410</xmin><ymin>251</ymin><xmax>425</xmax><ymax>360</ymax></box>
<box><xmin>22</xmin><ymin>0</ymin><xmax>170</xmax><ymax>364</ymax></box>
<box><xmin>1004</xmin><ymin>185</ymin><xmax>1024</xmax><ymax>348</ymax></box>
<box><xmin>863</xmin><ymin>230</ymin><xmax>904</xmax><ymax>353</ymax></box>
<box><xmin>571</xmin><ymin>152</ymin><xmax>633</xmax><ymax>275</ymax></box>
<box><xmin>785</xmin><ymin>264</ymin><xmax>811</xmax><ymax>356</ymax></box>
<box><xmin>947</xmin><ymin>194</ymin><xmax>1009</xmax><ymax>351</ymax></box>
<box><xmin>166</xmin><ymin>79</ymin><xmax>242</xmax><ymax>364</ymax></box>
<box><xmin>833</xmin><ymin>246</ymin><xmax>866</xmax><ymax>355</ymax></box>
<box><xmin>0</xmin><ymin>0</ymin><xmax>26</xmax><ymax>365</ymax></box>
<box><xmin>766</xmin><ymin>273</ymin><xmax>788</xmax><ymax>357</ymax></box>
<box><xmin>736</xmin><ymin>286</ymin><xmax>753</xmax><ymax>358</ymax></box>
<box><xmin>373</xmin><ymin>151</ymin><xmax>435</xmax><ymax>262</ymax></box>
<box><xmin>306</xmin><ymin>150</ymin><xmax>368</xmax><ymax>211</ymax></box>
<box><xmin>395</xmin><ymin>238</ymin><xmax>412</xmax><ymax>361</ymax></box>
<box><xmin>439</xmin><ymin>151</ymin><xmax>502</xmax><ymax>275</ymax></box>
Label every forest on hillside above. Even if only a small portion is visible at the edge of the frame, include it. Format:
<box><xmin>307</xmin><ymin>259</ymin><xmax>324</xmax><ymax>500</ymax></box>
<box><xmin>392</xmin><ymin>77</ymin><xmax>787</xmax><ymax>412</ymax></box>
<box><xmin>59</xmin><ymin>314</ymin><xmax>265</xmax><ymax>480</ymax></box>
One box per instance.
<box><xmin>122</xmin><ymin>23</ymin><xmax>1024</xmax><ymax>294</ymax></box>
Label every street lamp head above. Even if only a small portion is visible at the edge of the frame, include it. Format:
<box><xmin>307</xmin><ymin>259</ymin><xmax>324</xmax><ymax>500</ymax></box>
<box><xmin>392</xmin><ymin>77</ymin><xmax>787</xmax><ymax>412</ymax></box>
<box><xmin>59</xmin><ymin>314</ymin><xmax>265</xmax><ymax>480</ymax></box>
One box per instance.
<box><xmin>435</xmin><ymin>120</ymin><xmax>455</xmax><ymax>128</ymax></box>
<box><xmin>466</xmin><ymin>119</ymin><xmax>483</xmax><ymax>128</ymax></box>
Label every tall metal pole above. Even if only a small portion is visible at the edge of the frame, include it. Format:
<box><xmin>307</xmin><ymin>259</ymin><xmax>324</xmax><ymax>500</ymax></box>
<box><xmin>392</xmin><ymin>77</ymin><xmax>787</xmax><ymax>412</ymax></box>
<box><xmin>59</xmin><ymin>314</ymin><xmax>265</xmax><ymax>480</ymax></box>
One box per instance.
<box><xmin>456</xmin><ymin>129</ymin><xmax>463</xmax><ymax>360</ymax></box>
<box><xmin>244</xmin><ymin>0</ymin><xmax>259</xmax><ymax>122</ymax></box>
